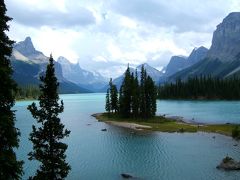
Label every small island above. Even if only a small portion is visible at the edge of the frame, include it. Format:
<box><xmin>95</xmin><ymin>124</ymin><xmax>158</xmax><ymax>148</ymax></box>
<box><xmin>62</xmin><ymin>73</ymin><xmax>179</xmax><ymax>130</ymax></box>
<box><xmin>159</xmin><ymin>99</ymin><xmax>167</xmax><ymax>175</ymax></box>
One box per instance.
<box><xmin>100</xmin><ymin>65</ymin><xmax>240</xmax><ymax>139</ymax></box>
<box><xmin>93</xmin><ymin>113</ymin><xmax>239</xmax><ymax>137</ymax></box>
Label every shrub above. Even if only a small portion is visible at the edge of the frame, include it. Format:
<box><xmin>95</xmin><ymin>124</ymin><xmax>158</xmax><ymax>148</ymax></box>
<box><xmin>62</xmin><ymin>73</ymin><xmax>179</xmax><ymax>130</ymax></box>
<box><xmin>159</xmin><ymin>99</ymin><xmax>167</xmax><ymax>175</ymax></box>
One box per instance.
<box><xmin>232</xmin><ymin>126</ymin><xmax>240</xmax><ymax>139</ymax></box>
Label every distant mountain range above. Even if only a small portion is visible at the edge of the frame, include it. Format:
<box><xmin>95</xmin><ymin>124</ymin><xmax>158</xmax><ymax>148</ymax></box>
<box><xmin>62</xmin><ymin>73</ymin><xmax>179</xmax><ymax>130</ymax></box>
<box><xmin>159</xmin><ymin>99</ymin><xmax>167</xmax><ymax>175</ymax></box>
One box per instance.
<box><xmin>164</xmin><ymin>46</ymin><xmax>208</xmax><ymax>77</ymax></box>
<box><xmin>57</xmin><ymin>56</ymin><xmax>107</xmax><ymax>91</ymax></box>
<box><xmin>106</xmin><ymin>63</ymin><xmax>163</xmax><ymax>90</ymax></box>
<box><xmin>111</xmin><ymin>46</ymin><xmax>208</xmax><ymax>88</ymax></box>
<box><xmin>10</xmin><ymin>12</ymin><xmax>240</xmax><ymax>93</ymax></box>
<box><xmin>11</xmin><ymin>37</ymin><xmax>102</xmax><ymax>93</ymax></box>
<box><xmin>169</xmin><ymin>12</ymin><xmax>240</xmax><ymax>81</ymax></box>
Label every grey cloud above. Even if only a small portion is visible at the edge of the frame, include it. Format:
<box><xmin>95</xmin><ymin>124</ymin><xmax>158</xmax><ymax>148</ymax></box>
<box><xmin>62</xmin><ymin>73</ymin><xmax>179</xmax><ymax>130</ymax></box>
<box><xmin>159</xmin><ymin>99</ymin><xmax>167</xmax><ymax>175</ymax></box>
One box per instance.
<box><xmin>110</xmin><ymin>0</ymin><xmax>229</xmax><ymax>32</ymax></box>
<box><xmin>6</xmin><ymin>0</ymin><xmax>96</xmax><ymax>28</ymax></box>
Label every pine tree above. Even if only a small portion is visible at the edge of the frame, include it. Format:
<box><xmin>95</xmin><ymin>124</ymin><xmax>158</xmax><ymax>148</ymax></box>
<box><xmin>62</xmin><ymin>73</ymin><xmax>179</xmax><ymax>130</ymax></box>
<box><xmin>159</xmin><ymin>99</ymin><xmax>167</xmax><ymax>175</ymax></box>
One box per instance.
<box><xmin>132</xmin><ymin>70</ymin><xmax>139</xmax><ymax>118</ymax></box>
<box><xmin>0</xmin><ymin>0</ymin><xmax>23</xmax><ymax>179</ymax></box>
<box><xmin>119</xmin><ymin>66</ymin><xmax>132</xmax><ymax>118</ymax></box>
<box><xmin>28</xmin><ymin>55</ymin><xmax>71</xmax><ymax>179</ymax></box>
<box><xmin>111</xmin><ymin>84</ymin><xmax>118</xmax><ymax>113</ymax></box>
<box><xmin>145</xmin><ymin>76</ymin><xmax>157</xmax><ymax>117</ymax></box>
<box><xmin>139</xmin><ymin>65</ymin><xmax>147</xmax><ymax>119</ymax></box>
<box><xmin>109</xmin><ymin>78</ymin><xmax>118</xmax><ymax>113</ymax></box>
<box><xmin>105</xmin><ymin>88</ymin><xmax>111</xmax><ymax>114</ymax></box>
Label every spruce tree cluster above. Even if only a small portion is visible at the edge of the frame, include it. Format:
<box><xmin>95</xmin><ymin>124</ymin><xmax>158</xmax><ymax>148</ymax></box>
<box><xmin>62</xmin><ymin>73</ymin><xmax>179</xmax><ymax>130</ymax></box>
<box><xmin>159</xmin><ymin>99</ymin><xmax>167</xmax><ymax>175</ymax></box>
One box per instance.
<box><xmin>158</xmin><ymin>76</ymin><xmax>240</xmax><ymax>100</ymax></box>
<box><xmin>28</xmin><ymin>55</ymin><xmax>71</xmax><ymax>179</ymax></box>
<box><xmin>0</xmin><ymin>0</ymin><xmax>23</xmax><ymax>179</ymax></box>
<box><xmin>106</xmin><ymin>65</ymin><xmax>157</xmax><ymax>119</ymax></box>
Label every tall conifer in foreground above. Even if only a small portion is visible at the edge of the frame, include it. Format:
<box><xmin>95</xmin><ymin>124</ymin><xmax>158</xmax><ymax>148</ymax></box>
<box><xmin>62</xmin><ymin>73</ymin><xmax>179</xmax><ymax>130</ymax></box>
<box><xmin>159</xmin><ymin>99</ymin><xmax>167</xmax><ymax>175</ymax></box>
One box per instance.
<box><xmin>0</xmin><ymin>0</ymin><xmax>23</xmax><ymax>179</ymax></box>
<box><xmin>28</xmin><ymin>55</ymin><xmax>71</xmax><ymax>179</ymax></box>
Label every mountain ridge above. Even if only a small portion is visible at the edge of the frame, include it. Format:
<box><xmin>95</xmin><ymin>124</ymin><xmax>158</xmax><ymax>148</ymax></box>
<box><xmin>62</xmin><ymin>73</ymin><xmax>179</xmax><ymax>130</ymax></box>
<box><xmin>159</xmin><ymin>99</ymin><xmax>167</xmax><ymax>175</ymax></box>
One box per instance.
<box><xmin>11</xmin><ymin>37</ymin><xmax>91</xmax><ymax>93</ymax></box>
<box><xmin>169</xmin><ymin>12</ymin><xmax>240</xmax><ymax>81</ymax></box>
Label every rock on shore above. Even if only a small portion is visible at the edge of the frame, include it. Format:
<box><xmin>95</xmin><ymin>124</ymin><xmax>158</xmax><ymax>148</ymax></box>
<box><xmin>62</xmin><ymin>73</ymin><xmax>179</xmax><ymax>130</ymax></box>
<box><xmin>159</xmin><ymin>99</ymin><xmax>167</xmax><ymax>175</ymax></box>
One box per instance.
<box><xmin>217</xmin><ymin>156</ymin><xmax>240</xmax><ymax>170</ymax></box>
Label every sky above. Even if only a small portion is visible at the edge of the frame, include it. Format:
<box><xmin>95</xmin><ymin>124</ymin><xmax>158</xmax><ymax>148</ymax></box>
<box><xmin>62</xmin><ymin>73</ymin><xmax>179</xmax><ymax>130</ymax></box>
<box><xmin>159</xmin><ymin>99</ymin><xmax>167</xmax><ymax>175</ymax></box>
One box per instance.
<box><xmin>5</xmin><ymin>0</ymin><xmax>240</xmax><ymax>78</ymax></box>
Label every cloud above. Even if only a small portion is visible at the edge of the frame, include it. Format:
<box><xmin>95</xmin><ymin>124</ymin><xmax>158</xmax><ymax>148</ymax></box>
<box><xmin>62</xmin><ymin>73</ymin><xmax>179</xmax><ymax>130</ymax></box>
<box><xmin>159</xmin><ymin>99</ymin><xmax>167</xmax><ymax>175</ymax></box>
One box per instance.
<box><xmin>5</xmin><ymin>0</ymin><xmax>240</xmax><ymax>78</ymax></box>
<box><xmin>6</xmin><ymin>0</ymin><xmax>96</xmax><ymax>28</ymax></box>
<box><xmin>110</xmin><ymin>0</ymin><xmax>233</xmax><ymax>32</ymax></box>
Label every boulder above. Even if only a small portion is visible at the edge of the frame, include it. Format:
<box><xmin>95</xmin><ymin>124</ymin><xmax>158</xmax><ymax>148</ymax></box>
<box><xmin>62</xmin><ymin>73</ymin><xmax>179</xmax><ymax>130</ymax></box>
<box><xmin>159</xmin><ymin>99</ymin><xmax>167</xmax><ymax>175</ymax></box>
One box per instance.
<box><xmin>217</xmin><ymin>156</ymin><xmax>240</xmax><ymax>170</ymax></box>
<box><xmin>121</xmin><ymin>173</ymin><xmax>133</xmax><ymax>178</ymax></box>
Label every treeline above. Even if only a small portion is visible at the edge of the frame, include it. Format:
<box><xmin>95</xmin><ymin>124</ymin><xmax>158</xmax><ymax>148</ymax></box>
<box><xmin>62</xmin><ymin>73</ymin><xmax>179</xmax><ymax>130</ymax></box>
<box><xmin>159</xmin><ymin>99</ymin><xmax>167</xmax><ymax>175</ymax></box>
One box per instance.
<box><xmin>14</xmin><ymin>85</ymin><xmax>41</xmax><ymax>100</ymax></box>
<box><xmin>158</xmin><ymin>76</ymin><xmax>240</xmax><ymax>100</ymax></box>
<box><xmin>106</xmin><ymin>65</ymin><xmax>157</xmax><ymax>119</ymax></box>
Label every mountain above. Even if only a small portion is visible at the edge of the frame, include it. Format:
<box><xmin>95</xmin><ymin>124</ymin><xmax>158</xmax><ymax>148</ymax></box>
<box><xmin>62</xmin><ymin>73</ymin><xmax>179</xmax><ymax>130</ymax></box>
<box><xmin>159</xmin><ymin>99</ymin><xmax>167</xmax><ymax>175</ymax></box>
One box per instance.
<box><xmin>169</xmin><ymin>12</ymin><xmax>240</xmax><ymax>81</ymax></box>
<box><xmin>11</xmin><ymin>37</ymin><xmax>91</xmax><ymax>93</ymax></box>
<box><xmin>188</xmin><ymin>46</ymin><xmax>208</xmax><ymax>65</ymax></box>
<box><xmin>13</xmin><ymin>37</ymin><xmax>48</xmax><ymax>63</ymax></box>
<box><xmin>104</xmin><ymin>63</ymin><xmax>163</xmax><ymax>91</ymax></box>
<box><xmin>159</xmin><ymin>46</ymin><xmax>208</xmax><ymax>83</ymax></box>
<box><xmin>207</xmin><ymin>12</ymin><xmax>240</xmax><ymax>62</ymax></box>
<box><xmin>164</xmin><ymin>56</ymin><xmax>188</xmax><ymax>76</ymax></box>
<box><xmin>136</xmin><ymin>63</ymin><xmax>163</xmax><ymax>83</ymax></box>
<box><xmin>57</xmin><ymin>56</ymin><xmax>107</xmax><ymax>92</ymax></box>
<box><xmin>164</xmin><ymin>47</ymin><xmax>208</xmax><ymax>77</ymax></box>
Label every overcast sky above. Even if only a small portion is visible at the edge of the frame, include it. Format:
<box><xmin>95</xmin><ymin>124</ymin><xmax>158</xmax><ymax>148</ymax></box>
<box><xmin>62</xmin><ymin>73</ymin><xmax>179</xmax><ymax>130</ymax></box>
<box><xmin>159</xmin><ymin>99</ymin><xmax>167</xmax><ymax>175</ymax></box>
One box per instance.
<box><xmin>5</xmin><ymin>0</ymin><xmax>240</xmax><ymax>78</ymax></box>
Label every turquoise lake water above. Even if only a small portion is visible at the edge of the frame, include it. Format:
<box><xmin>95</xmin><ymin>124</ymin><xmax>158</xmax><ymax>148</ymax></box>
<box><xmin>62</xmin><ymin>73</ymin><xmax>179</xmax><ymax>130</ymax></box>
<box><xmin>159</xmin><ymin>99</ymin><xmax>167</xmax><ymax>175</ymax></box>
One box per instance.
<box><xmin>15</xmin><ymin>93</ymin><xmax>240</xmax><ymax>180</ymax></box>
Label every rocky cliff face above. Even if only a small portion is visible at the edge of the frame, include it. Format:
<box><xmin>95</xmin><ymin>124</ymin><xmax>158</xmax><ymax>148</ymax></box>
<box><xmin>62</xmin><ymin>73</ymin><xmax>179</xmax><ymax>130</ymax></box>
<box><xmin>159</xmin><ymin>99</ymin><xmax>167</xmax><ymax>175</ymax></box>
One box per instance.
<box><xmin>11</xmin><ymin>37</ymin><xmax>91</xmax><ymax>93</ymax></box>
<box><xmin>208</xmin><ymin>12</ymin><xmax>240</xmax><ymax>62</ymax></box>
<box><xmin>188</xmin><ymin>46</ymin><xmax>208</xmax><ymax>65</ymax></box>
<box><xmin>164</xmin><ymin>46</ymin><xmax>208</xmax><ymax>78</ymax></box>
<box><xmin>165</xmin><ymin>56</ymin><xmax>187</xmax><ymax>76</ymax></box>
<box><xmin>168</xmin><ymin>12</ymin><xmax>240</xmax><ymax>81</ymax></box>
<box><xmin>57</xmin><ymin>56</ymin><xmax>107</xmax><ymax>91</ymax></box>
<box><xmin>13</xmin><ymin>37</ymin><xmax>47</xmax><ymax>62</ymax></box>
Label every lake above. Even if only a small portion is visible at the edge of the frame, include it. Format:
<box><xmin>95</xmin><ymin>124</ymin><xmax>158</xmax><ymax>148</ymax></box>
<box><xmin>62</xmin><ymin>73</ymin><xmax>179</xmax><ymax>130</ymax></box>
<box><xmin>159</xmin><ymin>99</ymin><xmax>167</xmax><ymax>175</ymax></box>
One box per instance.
<box><xmin>15</xmin><ymin>93</ymin><xmax>240</xmax><ymax>180</ymax></box>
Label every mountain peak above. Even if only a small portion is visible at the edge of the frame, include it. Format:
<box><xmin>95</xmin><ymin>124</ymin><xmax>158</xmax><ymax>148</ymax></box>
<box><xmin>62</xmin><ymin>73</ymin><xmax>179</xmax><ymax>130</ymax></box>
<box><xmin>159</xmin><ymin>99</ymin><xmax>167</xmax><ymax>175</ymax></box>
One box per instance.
<box><xmin>188</xmin><ymin>46</ymin><xmax>208</xmax><ymax>65</ymax></box>
<box><xmin>14</xmin><ymin>36</ymin><xmax>38</xmax><ymax>57</ymax></box>
<box><xmin>24</xmin><ymin>36</ymin><xmax>32</xmax><ymax>43</ymax></box>
<box><xmin>136</xmin><ymin>63</ymin><xmax>151</xmax><ymax>69</ymax></box>
<box><xmin>57</xmin><ymin>56</ymin><xmax>71</xmax><ymax>64</ymax></box>
<box><xmin>223</xmin><ymin>12</ymin><xmax>240</xmax><ymax>23</ymax></box>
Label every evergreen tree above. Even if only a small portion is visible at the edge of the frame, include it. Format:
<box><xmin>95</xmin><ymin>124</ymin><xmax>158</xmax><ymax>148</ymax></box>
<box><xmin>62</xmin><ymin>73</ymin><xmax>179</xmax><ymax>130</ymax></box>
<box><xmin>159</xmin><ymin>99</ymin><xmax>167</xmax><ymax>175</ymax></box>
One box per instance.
<box><xmin>139</xmin><ymin>65</ymin><xmax>147</xmax><ymax>119</ymax></box>
<box><xmin>132</xmin><ymin>70</ymin><xmax>139</xmax><ymax>118</ymax></box>
<box><xmin>28</xmin><ymin>55</ymin><xmax>71</xmax><ymax>179</ymax></box>
<box><xmin>109</xmin><ymin>78</ymin><xmax>118</xmax><ymax>113</ymax></box>
<box><xmin>0</xmin><ymin>0</ymin><xmax>23</xmax><ymax>179</ymax></box>
<box><xmin>119</xmin><ymin>86</ymin><xmax>124</xmax><ymax>115</ymax></box>
<box><xmin>111</xmin><ymin>85</ymin><xmax>118</xmax><ymax>113</ymax></box>
<box><xmin>105</xmin><ymin>88</ymin><xmax>111</xmax><ymax>114</ymax></box>
<box><xmin>158</xmin><ymin>76</ymin><xmax>240</xmax><ymax>100</ymax></box>
<box><xmin>145</xmin><ymin>76</ymin><xmax>157</xmax><ymax>117</ymax></box>
<box><xmin>119</xmin><ymin>66</ymin><xmax>132</xmax><ymax>118</ymax></box>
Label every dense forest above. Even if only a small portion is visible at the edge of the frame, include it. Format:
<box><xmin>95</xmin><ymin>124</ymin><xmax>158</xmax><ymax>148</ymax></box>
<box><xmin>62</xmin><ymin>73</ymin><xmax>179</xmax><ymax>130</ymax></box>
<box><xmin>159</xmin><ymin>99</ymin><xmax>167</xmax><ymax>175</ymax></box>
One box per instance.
<box><xmin>106</xmin><ymin>65</ymin><xmax>157</xmax><ymax>119</ymax></box>
<box><xmin>158</xmin><ymin>76</ymin><xmax>240</xmax><ymax>100</ymax></box>
<box><xmin>14</xmin><ymin>85</ymin><xmax>41</xmax><ymax>100</ymax></box>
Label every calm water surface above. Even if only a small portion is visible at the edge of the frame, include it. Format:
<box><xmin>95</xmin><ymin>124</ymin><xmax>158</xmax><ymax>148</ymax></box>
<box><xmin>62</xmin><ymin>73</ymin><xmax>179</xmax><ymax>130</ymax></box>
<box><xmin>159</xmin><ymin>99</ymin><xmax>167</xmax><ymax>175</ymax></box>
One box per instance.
<box><xmin>15</xmin><ymin>93</ymin><xmax>240</xmax><ymax>180</ymax></box>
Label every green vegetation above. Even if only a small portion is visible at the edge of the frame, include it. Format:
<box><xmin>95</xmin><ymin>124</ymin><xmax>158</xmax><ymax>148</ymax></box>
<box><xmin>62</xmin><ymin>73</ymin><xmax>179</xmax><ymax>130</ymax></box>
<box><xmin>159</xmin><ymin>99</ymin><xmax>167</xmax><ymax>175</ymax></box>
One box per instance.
<box><xmin>28</xmin><ymin>55</ymin><xmax>71</xmax><ymax>179</ymax></box>
<box><xmin>109</xmin><ymin>78</ymin><xmax>119</xmax><ymax>113</ymax></box>
<box><xmin>14</xmin><ymin>85</ymin><xmax>40</xmax><ymax>100</ymax></box>
<box><xmin>0</xmin><ymin>0</ymin><xmax>23</xmax><ymax>179</ymax></box>
<box><xmin>106</xmin><ymin>65</ymin><xmax>157</xmax><ymax>119</ymax></box>
<box><xmin>232</xmin><ymin>126</ymin><xmax>240</xmax><ymax>139</ymax></box>
<box><xmin>158</xmin><ymin>76</ymin><xmax>240</xmax><ymax>100</ymax></box>
<box><xmin>96</xmin><ymin>113</ymin><xmax>238</xmax><ymax>137</ymax></box>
